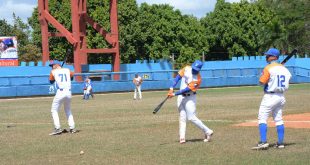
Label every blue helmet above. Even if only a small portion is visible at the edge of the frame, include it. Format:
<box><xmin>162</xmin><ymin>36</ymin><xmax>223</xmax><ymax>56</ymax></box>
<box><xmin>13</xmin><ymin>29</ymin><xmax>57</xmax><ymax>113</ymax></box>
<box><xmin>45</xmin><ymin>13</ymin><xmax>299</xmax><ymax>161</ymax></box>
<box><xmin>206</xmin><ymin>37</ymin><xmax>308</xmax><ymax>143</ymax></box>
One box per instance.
<box><xmin>49</xmin><ymin>60</ymin><xmax>61</xmax><ymax>67</ymax></box>
<box><xmin>264</xmin><ymin>48</ymin><xmax>280</xmax><ymax>58</ymax></box>
<box><xmin>3</xmin><ymin>38</ymin><xmax>14</xmax><ymax>47</ymax></box>
<box><xmin>191</xmin><ymin>60</ymin><xmax>203</xmax><ymax>72</ymax></box>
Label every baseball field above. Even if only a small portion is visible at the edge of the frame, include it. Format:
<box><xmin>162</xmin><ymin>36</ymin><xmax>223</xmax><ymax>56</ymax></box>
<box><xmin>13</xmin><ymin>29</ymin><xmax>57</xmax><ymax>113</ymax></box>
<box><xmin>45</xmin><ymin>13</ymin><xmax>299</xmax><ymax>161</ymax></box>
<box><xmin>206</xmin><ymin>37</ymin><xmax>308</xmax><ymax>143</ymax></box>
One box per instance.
<box><xmin>0</xmin><ymin>84</ymin><xmax>309</xmax><ymax>165</ymax></box>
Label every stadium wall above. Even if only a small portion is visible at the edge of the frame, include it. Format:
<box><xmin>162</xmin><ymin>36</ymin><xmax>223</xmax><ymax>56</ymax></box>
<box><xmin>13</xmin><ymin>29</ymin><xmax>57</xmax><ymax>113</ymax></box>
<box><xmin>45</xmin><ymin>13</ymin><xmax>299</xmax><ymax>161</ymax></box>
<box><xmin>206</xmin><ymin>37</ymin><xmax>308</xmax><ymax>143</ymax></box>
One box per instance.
<box><xmin>0</xmin><ymin>57</ymin><xmax>309</xmax><ymax>98</ymax></box>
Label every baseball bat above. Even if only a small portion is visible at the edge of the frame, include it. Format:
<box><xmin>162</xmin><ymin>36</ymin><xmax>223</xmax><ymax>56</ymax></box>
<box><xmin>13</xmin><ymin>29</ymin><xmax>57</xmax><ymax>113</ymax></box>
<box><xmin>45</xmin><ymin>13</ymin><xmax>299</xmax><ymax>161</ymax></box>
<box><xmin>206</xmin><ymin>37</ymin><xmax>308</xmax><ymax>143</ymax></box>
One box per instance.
<box><xmin>153</xmin><ymin>96</ymin><xmax>169</xmax><ymax>114</ymax></box>
<box><xmin>281</xmin><ymin>49</ymin><xmax>297</xmax><ymax>65</ymax></box>
<box><xmin>62</xmin><ymin>48</ymin><xmax>71</xmax><ymax>67</ymax></box>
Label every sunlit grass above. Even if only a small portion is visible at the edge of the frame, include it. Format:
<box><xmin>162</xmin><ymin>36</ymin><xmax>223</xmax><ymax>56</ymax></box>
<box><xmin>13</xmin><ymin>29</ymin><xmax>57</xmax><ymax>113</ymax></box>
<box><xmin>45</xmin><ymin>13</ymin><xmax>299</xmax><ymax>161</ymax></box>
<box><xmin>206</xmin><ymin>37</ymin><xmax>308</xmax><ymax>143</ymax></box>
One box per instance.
<box><xmin>0</xmin><ymin>84</ymin><xmax>309</xmax><ymax>164</ymax></box>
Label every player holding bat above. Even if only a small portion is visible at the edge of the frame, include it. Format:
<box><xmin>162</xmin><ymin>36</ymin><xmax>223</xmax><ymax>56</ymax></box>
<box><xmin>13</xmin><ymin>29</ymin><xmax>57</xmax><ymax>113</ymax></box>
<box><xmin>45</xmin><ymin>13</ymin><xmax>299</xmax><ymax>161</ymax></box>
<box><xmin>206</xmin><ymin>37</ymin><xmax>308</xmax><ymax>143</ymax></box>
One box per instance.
<box><xmin>167</xmin><ymin>60</ymin><xmax>213</xmax><ymax>144</ymax></box>
<box><xmin>252</xmin><ymin>48</ymin><xmax>293</xmax><ymax>150</ymax></box>
<box><xmin>48</xmin><ymin>60</ymin><xmax>77</xmax><ymax>135</ymax></box>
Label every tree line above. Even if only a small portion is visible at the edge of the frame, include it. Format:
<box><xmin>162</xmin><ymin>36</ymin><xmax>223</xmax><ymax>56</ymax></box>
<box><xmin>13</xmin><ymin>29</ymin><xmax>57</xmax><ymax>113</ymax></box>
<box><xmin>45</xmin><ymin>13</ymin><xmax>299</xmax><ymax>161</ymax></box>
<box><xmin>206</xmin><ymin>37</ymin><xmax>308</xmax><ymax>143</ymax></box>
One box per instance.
<box><xmin>0</xmin><ymin>0</ymin><xmax>309</xmax><ymax>66</ymax></box>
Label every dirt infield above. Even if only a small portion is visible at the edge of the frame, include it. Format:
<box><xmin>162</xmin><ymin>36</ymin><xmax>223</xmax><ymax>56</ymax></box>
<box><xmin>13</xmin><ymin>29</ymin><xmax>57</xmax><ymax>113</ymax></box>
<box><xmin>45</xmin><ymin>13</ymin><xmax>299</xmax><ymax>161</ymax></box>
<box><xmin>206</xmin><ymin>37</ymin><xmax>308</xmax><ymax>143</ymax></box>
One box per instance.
<box><xmin>234</xmin><ymin>113</ymin><xmax>310</xmax><ymax>129</ymax></box>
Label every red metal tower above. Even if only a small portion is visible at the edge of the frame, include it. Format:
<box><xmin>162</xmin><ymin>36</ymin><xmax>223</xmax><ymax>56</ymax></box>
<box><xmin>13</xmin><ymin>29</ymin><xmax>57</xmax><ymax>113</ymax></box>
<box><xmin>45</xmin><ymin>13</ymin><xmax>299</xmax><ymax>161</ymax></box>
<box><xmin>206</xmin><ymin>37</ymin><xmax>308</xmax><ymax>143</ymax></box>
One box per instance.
<box><xmin>38</xmin><ymin>0</ymin><xmax>120</xmax><ymax>80</ymax></box>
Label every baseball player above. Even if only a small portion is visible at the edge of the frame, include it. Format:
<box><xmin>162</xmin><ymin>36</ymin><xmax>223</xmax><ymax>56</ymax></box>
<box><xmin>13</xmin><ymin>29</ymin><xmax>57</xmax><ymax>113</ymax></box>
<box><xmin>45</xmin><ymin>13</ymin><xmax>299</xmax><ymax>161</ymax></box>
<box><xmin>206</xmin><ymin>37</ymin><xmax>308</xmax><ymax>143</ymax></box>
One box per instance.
<box><xmin>133</xmin><ymin>74</ymin><xmax>143</xmax><ymax>100</ymax></box>
<box><xmin>49</xmin><ymin>60</ymin><xmax>77</xmax><ymax>135</ymax></box>
<box><xmin>167</xmin><ymin>60</ymin><xmax>213</xmax><ymax>144</ymax></box>
<box><xmin>252</xmin><ymin>48</ymin><xmax>291</xmax><ymax>150</ymax></box>
<box><xmin>83</xmin><ymin>77</ymin><xmax>93</xmax><ymax>100</ymax></box>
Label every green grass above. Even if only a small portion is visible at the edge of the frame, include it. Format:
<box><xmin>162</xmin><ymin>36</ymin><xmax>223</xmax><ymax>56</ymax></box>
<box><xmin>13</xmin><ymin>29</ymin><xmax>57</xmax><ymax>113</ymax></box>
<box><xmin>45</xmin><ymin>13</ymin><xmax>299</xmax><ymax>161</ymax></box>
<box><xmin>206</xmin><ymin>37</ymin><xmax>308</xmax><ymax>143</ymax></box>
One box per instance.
<box><xmin>0</xmin><ymin>84</ymin><xmax>309</xmax><ymax>165</ymax></box>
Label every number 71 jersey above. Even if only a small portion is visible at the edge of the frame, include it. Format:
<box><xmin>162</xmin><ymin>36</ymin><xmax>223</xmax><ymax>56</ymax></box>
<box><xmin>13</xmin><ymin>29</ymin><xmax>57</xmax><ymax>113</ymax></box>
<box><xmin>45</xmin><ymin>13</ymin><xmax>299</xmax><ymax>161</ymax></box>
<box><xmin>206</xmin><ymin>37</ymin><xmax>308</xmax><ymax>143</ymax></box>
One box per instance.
<box><xmin>260</xmin><ymin>63</ymin><xmax>292</xmax><ymax>93</ymax></box>
<box><xmin>49</xmin><ymin>68</ymin><xmax>73</xmax><ymax>90</ymax></box>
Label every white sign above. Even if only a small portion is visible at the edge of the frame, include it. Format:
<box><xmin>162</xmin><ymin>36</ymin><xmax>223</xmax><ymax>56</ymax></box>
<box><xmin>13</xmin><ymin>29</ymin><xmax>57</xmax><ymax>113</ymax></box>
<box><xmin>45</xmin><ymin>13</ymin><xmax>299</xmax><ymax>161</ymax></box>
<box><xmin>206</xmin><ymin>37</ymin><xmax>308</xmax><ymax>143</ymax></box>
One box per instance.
<box><xmin>0</xmin><ymin>36</ymin><xmax>18</xmax><ymax>59</ymax></box>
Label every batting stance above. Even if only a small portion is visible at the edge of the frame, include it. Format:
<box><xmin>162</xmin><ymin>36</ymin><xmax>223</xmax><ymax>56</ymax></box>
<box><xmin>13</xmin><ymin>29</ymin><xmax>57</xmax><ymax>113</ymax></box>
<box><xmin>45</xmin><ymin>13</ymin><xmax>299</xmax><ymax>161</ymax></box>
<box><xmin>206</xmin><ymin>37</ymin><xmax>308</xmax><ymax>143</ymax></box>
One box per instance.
<box><xmin>133</xmin><ymin>74</ymin><xmax>143</xmax><ymax>100</ymax></box>
<box><xmin>252</xmin><ymin>48</ymin><xmax>291</xmax><ymax>150</ymax></box>
<box><xmin>168</xmin><ymin>60</ymin><xmax>213</xmax><ymax>144</ymax></box>
<box><xmin>49</xmin><ymin>60</ymin><xmax>77</xmax><ymax>135</ymax></box>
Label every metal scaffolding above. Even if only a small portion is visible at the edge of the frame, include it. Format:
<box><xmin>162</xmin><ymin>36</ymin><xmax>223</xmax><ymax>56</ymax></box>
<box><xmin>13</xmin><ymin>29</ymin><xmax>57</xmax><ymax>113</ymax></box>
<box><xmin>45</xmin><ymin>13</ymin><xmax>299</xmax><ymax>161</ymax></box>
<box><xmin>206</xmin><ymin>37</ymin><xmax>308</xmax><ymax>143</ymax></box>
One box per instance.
<box><xmin>38</xmin><ymin>0</ymin><xmax>120</xmax><ymax>80</ymax></box>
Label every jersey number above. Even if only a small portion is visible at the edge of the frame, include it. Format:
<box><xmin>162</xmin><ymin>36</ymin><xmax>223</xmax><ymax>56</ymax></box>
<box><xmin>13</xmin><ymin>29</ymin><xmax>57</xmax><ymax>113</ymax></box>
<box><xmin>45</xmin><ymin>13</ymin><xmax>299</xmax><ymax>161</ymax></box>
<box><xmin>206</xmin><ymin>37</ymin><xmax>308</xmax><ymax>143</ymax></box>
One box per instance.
<box><xmin>58</xmin><ymin>74</ymin><xmax>68</xmax><ymax>82</ymax></box>
<box><xmin>277</xmin><ymin>75</ymin><xmax>285</xmax><ymax>87</ymax></box>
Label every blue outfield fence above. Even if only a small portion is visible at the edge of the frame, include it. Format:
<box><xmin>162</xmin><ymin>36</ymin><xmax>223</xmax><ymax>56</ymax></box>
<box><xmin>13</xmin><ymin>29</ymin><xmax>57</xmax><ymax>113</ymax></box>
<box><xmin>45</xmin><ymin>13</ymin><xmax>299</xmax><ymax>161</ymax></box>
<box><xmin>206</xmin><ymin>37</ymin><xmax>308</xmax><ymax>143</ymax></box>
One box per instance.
<box><xmin>0</xmin><ymin>66</ymin><xmax>309</xmax><ymax>98</ymax></box>
<box><xmin>1</xmin><ymin>57</ymin><xmax>310</xmax><ymax>97</ymax></box>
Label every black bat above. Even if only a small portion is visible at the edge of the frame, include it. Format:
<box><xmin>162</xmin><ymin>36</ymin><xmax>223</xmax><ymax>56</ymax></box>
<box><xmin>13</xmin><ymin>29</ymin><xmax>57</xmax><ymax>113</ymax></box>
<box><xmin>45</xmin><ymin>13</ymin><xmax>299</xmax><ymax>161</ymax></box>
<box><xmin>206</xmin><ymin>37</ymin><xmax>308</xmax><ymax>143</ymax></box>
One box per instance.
<box><xmin>281</xmin><ymin>49</ymin><xmax>297</xmax><ymax>65</ymax></box>
<box><xmin>62</xmin><ymin>48</ymin><xmax>71</xmax><ymax>67</ymax></box>
<box><xmin>153</xmin><ymin>96</ymin><xmax>169</xmax><ymax>114</ymax></box>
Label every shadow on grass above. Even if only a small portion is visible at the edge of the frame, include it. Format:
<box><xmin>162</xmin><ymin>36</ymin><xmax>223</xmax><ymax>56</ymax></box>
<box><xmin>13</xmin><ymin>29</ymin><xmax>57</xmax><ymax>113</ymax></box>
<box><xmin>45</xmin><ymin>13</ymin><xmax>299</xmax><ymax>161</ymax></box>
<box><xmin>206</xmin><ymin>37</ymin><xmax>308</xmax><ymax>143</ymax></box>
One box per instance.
<box><xmin>169</xmin><ymin>139</ymin><xmax>206</xmax><ymax>144</ymax></box>
<box><xmin>185</xmin><ymin>138</ymin><xmax>204</xmax><ymax>143</ymax></box>
<box><xmin>159</xmin><ymin>139</ymin><xmax>204</xmax><ymax>146</ymax></box>
<box><xmin>61</xmin><ymin>129</ymin><xmax>81</xmax><ymax>134</ymax></box>
<box><xmin>269</xmin><ymin>142</ymin><xmax>296</xmax><ymax>148</ymax></box>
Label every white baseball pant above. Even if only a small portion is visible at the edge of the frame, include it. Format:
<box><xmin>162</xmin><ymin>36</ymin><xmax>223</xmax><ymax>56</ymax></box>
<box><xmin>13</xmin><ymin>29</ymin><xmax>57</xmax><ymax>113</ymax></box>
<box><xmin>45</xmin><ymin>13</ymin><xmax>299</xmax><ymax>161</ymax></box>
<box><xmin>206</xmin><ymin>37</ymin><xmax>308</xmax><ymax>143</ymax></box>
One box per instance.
<box><xmin>51</xmin><ymin>89</ymin><xmax>75</xmax><ymax>129</ymax></box>
<box><xmin>258</xmin><ymin>93</ymin><xmax>286</xmax><ymax>126</ymax></box>
<box><xmin>177</xmin><ymin>94</ymin><xmax>212</xmax><ymax>140</ymax></box>
<box><xmin>134</xmin><ymin>85</ymin><xmax>142</xmax><ymax>99</ymax></box>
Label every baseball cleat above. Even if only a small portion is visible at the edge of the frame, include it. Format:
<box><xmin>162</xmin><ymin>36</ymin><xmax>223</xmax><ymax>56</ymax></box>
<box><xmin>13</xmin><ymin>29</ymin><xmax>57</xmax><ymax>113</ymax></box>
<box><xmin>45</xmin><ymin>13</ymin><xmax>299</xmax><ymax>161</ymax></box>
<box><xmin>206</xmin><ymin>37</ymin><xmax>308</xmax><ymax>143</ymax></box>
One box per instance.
<box><xmin>49</xmin><ymin>128</ymin><xmax>62</xmax><ymax>136</ymax></box>
<box><xmin>179</xmin><ymin>138</ymin><xmax>186</xmax><ymax>144</ymax></box>
<box><xmin>69</xmin><ymin>129</ymin><xmax>78</xmax><ymax>134</ymax></box>
<box><xmin>251</xmin><ymin>142</ymin><xmax>269</xmax><ymax>150</ymax></box>
<box><xmin>204</xmin><ymin>130</ymin><xmax>214</xmax><ymax>142</ymax></box>
<box><xmin>274</xmin><ymin>143</ymin><xmax>285</xmax><ymax>149</ymax></box>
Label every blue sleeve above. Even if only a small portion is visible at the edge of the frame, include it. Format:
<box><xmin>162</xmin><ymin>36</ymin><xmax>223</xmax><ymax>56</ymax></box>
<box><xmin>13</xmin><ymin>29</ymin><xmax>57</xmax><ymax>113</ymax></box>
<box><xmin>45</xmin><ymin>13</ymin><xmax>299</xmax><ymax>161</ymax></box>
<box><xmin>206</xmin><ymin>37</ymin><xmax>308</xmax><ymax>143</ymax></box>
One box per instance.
<box><xmin>170</xmin><ymin>74</ymin><xmax>182</xmax><ymax>88</ymax></box>
<box><xmin>175</xmin><ymin>87</ymin><xmax>191</xmax><ymax>95</ymax></box>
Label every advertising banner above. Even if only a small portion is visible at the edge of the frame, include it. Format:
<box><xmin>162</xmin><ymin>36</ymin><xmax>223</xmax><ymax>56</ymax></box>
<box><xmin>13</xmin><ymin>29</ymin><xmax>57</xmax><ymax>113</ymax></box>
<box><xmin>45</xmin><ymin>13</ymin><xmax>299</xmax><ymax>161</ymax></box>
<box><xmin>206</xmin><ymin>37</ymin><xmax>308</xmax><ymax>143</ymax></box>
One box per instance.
<box><xmin>0</xmin><ymin>36</ymin><xmax>18</xmax><ymax>66</ymax></box>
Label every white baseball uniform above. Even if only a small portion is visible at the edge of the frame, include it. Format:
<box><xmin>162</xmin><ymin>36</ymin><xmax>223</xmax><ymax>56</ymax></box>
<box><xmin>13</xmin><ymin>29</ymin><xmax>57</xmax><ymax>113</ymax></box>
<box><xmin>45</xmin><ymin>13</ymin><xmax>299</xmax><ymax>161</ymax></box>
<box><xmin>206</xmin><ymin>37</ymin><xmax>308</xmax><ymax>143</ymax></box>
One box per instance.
<box><xmin>49</xmin><ymin>68</ymin><xmax>75</xmax><ymax>130</ymax></box>
<box><xmin>177</xmin><ymin>66</ymin><xmax>213</xmax><ymax>141</ymax></box>
<box><xmin>258</xmin><ymin>62</ymin><xmax>291</xmax><ymax>125</ymax></box>
<box><xmin>133</xmin><ymin>76</ymin><xmax>143</xmax><ymax>100</ymax></box>
<box><xmin>83</xmin><ymin>78</ymin><xmax>92</xmax><ymax>98</ymax></box>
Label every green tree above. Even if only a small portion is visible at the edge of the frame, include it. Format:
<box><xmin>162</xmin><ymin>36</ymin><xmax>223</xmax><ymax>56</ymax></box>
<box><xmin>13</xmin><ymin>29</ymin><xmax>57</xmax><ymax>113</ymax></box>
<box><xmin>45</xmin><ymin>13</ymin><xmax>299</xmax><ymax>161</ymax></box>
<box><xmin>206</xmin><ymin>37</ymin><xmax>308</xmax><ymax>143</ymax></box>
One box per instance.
<box><xmin>18</xmin><ymin>44</ymin><xmax>41</xmax><ymax>62</ymax></box>
<box><xmin>201</xmin><ymin>0</ymin><xmax>278</xmax><ymax>59</ymax></box>
<box><xmin>29</xmin><ymin>0</ymin><xmax>140</xmax><ymax>64</ymax></box>
<box><xmin>0</xmin><ymin>19</ymin><xmax>13</xmax><ymax>35</ymax></box>
<box><xmin>117</xmin><ymin>0</ymin><xmax>140</xmax><ymax>63</ymax></box>
<box><xmin>137</xmin><ymin>3</ymin><xmax>208</xmax><ymax>66</ymax></box>
<box><xmin>88</xmin><ymin>0</ymin><xmax>141</xmax><ymax>64</ymax></box>
<box><xmin>28</xmin><ymin>0</ymin><xmax>74</xmax><ymax>62</ymax></box>
<box><xmin>0</xmin><ymin>14</ymin><xmax>41</xmax><ymax>62</ymax></box>
<box><xmin>11</xmin><ymin>14</ymin><xmax>31</xmax><ymax>47</ymax></box>
<box><xmin>28</xmin><ymin>7</ymin><xmax>41</xmax><ymax>48</ymax></box>
<box><xmin>29</xmin><ymin>0</ymin><xmax>208</xmax><ymax>65</ymax></box>
<box><xmin>260</xmin><ymin>0</ymin><xmax>310</xmax><ymax>55</ymax></box>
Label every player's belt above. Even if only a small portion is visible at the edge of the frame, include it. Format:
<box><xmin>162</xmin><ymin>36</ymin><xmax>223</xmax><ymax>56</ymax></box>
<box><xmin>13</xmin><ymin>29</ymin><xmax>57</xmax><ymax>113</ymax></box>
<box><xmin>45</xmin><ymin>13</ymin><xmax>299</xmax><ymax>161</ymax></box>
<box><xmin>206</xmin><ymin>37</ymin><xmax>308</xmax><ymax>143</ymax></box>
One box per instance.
<box><xmin>59</xmin><ymin>89</ymin><xmax>71</xmax><ymax>91</ymax></box>
<box><xmin>265</xmin><ymin>91</ymin><xmax>283</xmax><ymax>94</ymax></box>
<box><xmin>182</xmin><ymin>92</ymin><xmax>196</xmax><ymax>97</ymax></box>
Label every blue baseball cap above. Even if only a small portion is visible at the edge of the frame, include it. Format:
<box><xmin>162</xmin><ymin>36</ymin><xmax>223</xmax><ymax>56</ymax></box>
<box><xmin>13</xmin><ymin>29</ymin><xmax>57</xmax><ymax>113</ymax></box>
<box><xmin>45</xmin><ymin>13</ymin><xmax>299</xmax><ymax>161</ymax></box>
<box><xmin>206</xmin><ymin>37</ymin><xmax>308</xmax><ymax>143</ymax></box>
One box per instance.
<box><xmin>264</xmin><ymin>48</ymin><xmax>280</xmax><ymax>58</ymax></box>
<box><xmin>49</xmin><ymin>60</ymin><xmax>61</xmax><ymax>67</ymax></box>
<box><xmin>191</xmin><ymin>60</ymin><xmax>203</xmax><ymax>72</ymax></box>
<box><xmin>3</xmin><ymin>38</ymin><xmax>14</xmax><ymax>47</ymax></box>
